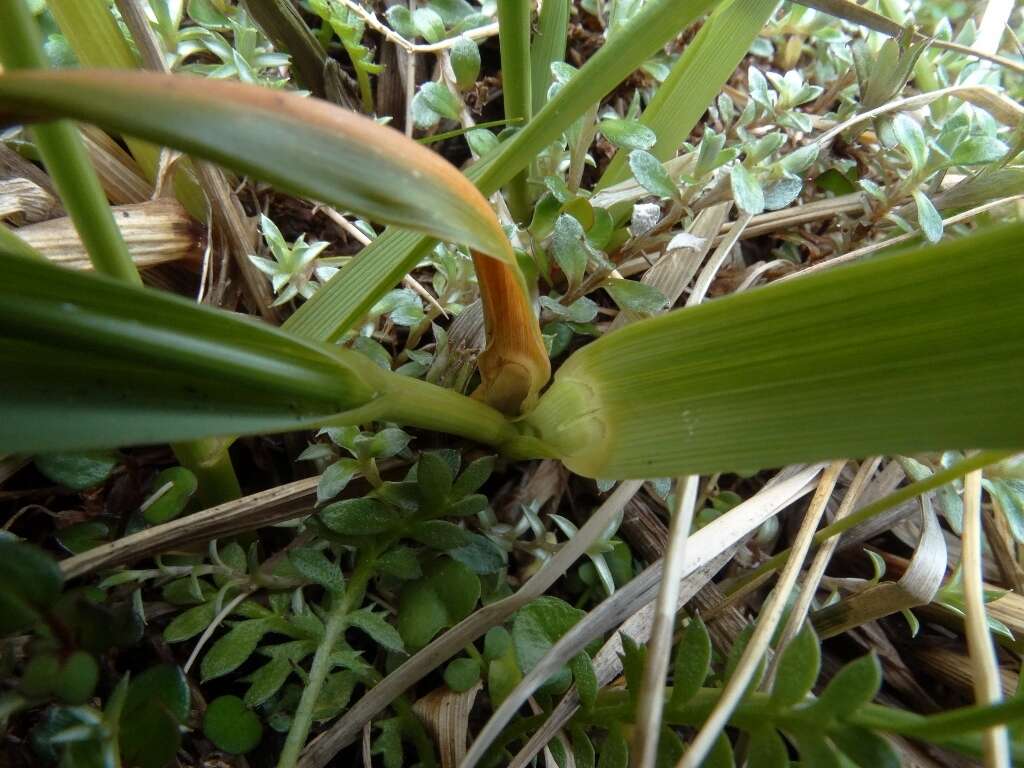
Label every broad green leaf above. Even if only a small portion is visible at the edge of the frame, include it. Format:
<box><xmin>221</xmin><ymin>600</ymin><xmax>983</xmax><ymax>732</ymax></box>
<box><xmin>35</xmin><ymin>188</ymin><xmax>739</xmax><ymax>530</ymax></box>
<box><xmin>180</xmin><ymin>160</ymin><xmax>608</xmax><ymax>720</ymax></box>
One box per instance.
<box><xmin>451</xmin><ymin>455</ymin><xmax>496</xmax><ymax>498</ymax></box>
<box><xmin>408</xmin><ymin>520</ymin><xmax>472</xmax><ymax>550</ymax></box>
<box><xmin>597</xmin><ymin>728</ymin><xmax>629</xmax><ymax>768</ymax></box>
<box><xmin>950</xmin><ymin>135</ymin><xmax>1007</xmax><ymax>166</ymax></box>
<box><xmin>317</xmin><ymin>458</ymin><xmax>359</xmax><ymax>504</ymax></box>
<box><xmin>771</xmin><ymin>623</ymin><xmax>820</xmax><ymax>707</ymax></box>
<box><xmin>121</xmin><ymin>664</ymin><xmax>190</xmax><ymax>768</ymax></box>
<box><xmin>284</xmin><ymin>0</ymin><xmax>723</xmax><ymax>342</ymax></box>
<box><xmin>604</xmin><ymin>278</ymin><xmax>668</xmax><ymax>314</ymax></box>
<box><xmin>288</xmin><ymin>547</ymin><xmax>345</xmax><ymax>592</ymax></box>
<box><xmin>831</xmin><ymin>726</ymin><xmax>900</xmax><ymax>768</ymax></box>
<box><xmin>731</xmin><ymin>163</ymin><xmax>765</xmax><ymax>214</ymax></box>
<box><xmin>244</xmin><ymin>654</ymin><xmax>294</xmax><ymax>708</ymax></box>
<box><xmin>396</xmin><ymin>557</ymin><xmax>480</xmax><ymax>649</ymax></box>
<box><xmin>521</xmin><ymin>224</ymin><xmax>1024</xmax><ymax>478</ymax></box>
<box><xmin>320</xmin><ymin>497</ymin><xmax>409</xmax><ymax>536</ymax></box>
<box><xmin>809</xmin><ymin>654</ymin><xmax>882</xmax><ymax>721</ymax></box>
<box><xmin>444</xmin><ymin>657</ymin><xmax>481</xmax><ymax>691</ymax></box>
<box><xmin>417</xmin><ymin>451</ymin><xmax>454</xmax><ymax>506</ymax></box>
<box><xmin>164</xmin><ymin>602</ymin><xmax>216</xmax><ymax>643</ymax></box>
<box><xmin>413</xmin><ymin>81</ymin><xmax>461</xmax><ymax>127</ymax></box>
<box><xmin>347</xmin><ymin>609</ymin><xmax>406</xmax><ymax>654</ymax></box>
<box><xmin>747</xmin><ymin>728</ymin><xmax>789</xmax><ymax>768</ymax></box>
<box><xmin>450</xmin><ymin>532</ymin><xmax>506</xmax><ymax>574</ymax></box>
<box><xmin>201</xmin><ymin>620</ymin><xmax>269</xmax><ymax>681</ymax></box>
<box><xmin>551</xmin><ymin>214</ymin><xmax>590</xmax><ymax>288</ymax></box>
<box><xmin>203</xmin><ymin>695</ymin><xmax>263</xmax><ymax>754</ymax></box>
<box><xmin>142</xmin><ymin>466</ymin><xmax>198</xmax><ymax>524</ymax></box>
<box><xmin>0</xmin><ymin>69</ymin><xmax>511</xmax><ymax>261</ymax></box>
<box><xmin>913</xmin><ymin>189</ymin><xmax>944</xmax><ymax>243</ymax></box>
<box><xmin>0</xmin><ymin>541</ymin><xmax>63</xmax><ymax>635</ymax></box>
<box><xmin>376</xmin><ymin>546</ymin><xmax>423</xmax><ymax>580</ymax></box>
<box><xmin>513</xmin><ymin>596</ymin><xmax>586</xmax><ymax>693</ymax></box>
<box><xmin>599</xmin><ymin>118</ymin><xmax>657</xmax><ymax>151</ymax></box>
<box><xmin>628</xmin><ymin>150</ymin><xmax>677</xmax><ymax>199</ymax></box>
<box><xmin>450</xmin><ymin>36</ymin><xmax>481</xmax><ymax>89</ymax></box>
<box><xmin>893</xmin><ymin>113</ymin><xmax>928</xmax><ymax>173</ymax></box>
<box><xmin>670</xmin><ymin>616</ymin><xmax>711</xmax><ymax>707</ymax></box>
<box><xmin>34</xmin><ymin>451</ymin><xmax>118</xmax><ymax>490</ymax></box>
<box><xmin>570</xmin><ymin>652</ymin><xmax>598</xmax><ymax>709</ymax></box>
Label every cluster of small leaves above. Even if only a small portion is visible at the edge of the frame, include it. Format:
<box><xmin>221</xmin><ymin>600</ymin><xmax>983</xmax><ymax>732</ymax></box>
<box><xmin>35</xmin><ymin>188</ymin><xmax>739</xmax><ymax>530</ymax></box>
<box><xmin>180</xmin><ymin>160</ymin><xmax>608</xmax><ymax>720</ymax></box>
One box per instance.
<box><xmin>563</xmin><ymin>621</ymin><xmax>896</xmax><ymax>768</ymax></box>
<box><xmin>309</xmin><ymin>0</ymin><xmax>383</xmax><ymax>110</ymax></box>
<box><xmin>249</xmin><ymin>213</ymin><xmax>333</xmax><ymax>305</ymax></box>
<box><xmin>154</xmin><ymin>0</ymin><xmax>293</xmax><ymax>86</ymax></box>
<box><xmin>0</xmin><ymin>541</ymin><xmax>196</xmax><ymax>767</ymax></box>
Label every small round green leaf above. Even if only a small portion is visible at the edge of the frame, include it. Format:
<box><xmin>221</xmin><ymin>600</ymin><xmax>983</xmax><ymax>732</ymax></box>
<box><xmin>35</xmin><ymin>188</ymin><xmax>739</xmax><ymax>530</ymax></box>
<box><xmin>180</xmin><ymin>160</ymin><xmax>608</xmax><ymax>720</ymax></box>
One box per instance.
<box><xmin>142</xmin><ymin>466</ymin><xmax>198</xmax><ymax>524</ymax></box>
<box><xmin>443</xmin><ymin>657</ymin><xmax>481</xmax><ymax>692</ymax></box>
<box><xmin>450</xmin><ymin>36</ymin><xmax>481</xmax><ymax>90</ymax></box>
<box><xmin>0</xmin><ymin>541</ymin><xmax>63</xmax><ymax>635</ymax></box>
<box><xmin>599</xmin><ymin>118</ymin><xmax>657</xmax><ymax>151</ymax></box>
<box><xmin>53</xmin><ymin>651</ymin><xmax>99</xmax><ymax>704</ymax></box>
<box><xmin>203</xmin><ymin>695</ymin><xmax>263</xmax><ymax>754</ymax></box>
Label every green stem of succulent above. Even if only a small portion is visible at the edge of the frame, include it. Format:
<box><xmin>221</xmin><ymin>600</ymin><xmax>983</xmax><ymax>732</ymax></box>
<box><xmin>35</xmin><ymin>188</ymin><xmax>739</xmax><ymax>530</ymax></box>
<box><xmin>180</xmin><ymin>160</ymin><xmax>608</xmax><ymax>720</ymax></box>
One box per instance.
<box><xmin>0</xmin><ymin>0</ymin><xmax>139</xmax><ymax>286</ymax></box>
<box><xmin>496</xmin><ymin>0</ymin><xmax>533</xmax><ymax>223</ymax></box>
<box><xmin>277</xmin><ymin>549</ymin><xmax>378</xmax><ymax>768</ymax></box>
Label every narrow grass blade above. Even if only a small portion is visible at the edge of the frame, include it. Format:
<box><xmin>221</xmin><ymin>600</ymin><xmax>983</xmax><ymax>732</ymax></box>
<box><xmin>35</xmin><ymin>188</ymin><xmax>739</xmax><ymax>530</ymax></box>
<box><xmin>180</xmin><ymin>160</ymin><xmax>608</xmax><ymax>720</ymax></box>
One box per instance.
<box><xmin>0</xmin><ymin>255</ymin><xmax>377</xmax><ymax>453</ymax></box>
<box><xmin>497</xmin><ymin>0</ymin><xmax>534</xmax><ymax>221</ymax></box>
<box><xmin>0</xmin><ymin>254</ymin><xmax>517</xmax><ymax>454</ymax></box>
<box><xmin>521</xmin><ymin>224</ymin><xmax>1024</xmax><ymax>478</ymax></box>
<box><xmin>286</xmin><ymin>0</ymin><xmax>724</xmax><ymax>342</ymax></box>
<box><xmin>243</xmin><ymin>0</ymin><xmax>329</xmax><ymax>97</ymax></box>
<box><xmin>0</xmin><ymin>0</ymin><xmax>138</xmax><ymax>284</ymax></box>
<box><xmin>0</xmin><ymin>69</ymin><xmax>511</xmax><ymax>261</ymax></box>
<box><xmin>530</xmin><ymin>0</ymin><xmax>569</xmax><ymax>113</ymax></box>
<box><xmin>599</xmin><ymin>0</ymin><xmax>778</xmax><ymax>188</ymax></box>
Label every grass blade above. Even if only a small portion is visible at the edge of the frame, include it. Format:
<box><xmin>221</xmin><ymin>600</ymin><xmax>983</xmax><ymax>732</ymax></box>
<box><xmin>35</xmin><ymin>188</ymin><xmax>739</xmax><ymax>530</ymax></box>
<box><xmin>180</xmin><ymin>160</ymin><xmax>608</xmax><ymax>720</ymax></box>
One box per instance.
<box><xmin>530</xmin><ymin>0</ymin><xmax>569</xmax><ymax>114</ymax></box>
<box><xmin>496</xmin><ymin>0</ymin><xmax>533</xmax><ymax>221</ymax></box>
<box><xmin>0</xmin><ymin>254</ymin><xmax>517</xmax><ymax>454</ymax></box>
<box><xmin>519</xmin><ymin>224</ymin><xmax>1024</xmax><ymax>477</ymax></box>
<box><xmin>0</xmin><ymin>0</ymin><xmax>138</xmax><ymax>284</ymax></box>
<box><xmin>599</xmin><ymin>0</ymin><xmax>778</xmax><ymax>188</ymax></box>
<box><xmin>0</xmin><ymin>69</ymin><xmax>511</xmax><ymax>261</ymax></box>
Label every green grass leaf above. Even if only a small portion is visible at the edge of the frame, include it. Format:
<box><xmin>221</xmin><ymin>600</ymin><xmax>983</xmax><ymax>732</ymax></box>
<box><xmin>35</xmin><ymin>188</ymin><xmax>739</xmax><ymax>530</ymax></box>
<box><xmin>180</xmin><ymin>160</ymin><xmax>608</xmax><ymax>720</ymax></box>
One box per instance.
<box><xmin>0</xmin><ymin>69</ymin><xmax>512</xmax><ymax>261</ymax></box>
<box><xmin>520</xmin><ymin>224</ymin><xmax>1024</xmax><ymax>477</ymax></box>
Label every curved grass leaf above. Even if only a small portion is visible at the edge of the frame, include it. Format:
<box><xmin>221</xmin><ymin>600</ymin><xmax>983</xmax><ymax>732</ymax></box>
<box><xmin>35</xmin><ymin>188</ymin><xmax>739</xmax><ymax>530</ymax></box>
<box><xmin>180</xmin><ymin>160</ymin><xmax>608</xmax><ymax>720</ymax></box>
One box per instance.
<box><xmin>520</xmin><ymin>224</ymin><xmax>1024</xmax><ymax>478</ymax></box>
<box><xmin>0</xmin><ymin>254</ymin><xmax>379</xmax><ymax>454</ymax></box>
<box><xmin>0</xmin><ymin>253</ymin><xmax>517</xmax><ymax>454</ymax></box>
<box><xmin>0</xmin><ymin>69</ymin><xmax>510</xmax><ymax>261</ymax></box>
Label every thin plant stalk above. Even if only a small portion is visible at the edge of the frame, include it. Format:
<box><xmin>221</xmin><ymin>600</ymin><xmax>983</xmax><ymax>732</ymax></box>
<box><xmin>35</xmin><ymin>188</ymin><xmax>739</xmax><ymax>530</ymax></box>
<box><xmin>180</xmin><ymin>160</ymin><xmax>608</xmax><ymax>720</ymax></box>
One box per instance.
<box><xmin>632</xmin><ymin>475</ymin><xmax>699</xmax><ymax>768</ymax></box>
<box><xmin>677</xmin><ymin>461</ymin><xmax>845</xmax><ymax>768</ymax></box>
<box><xmin>962</xmin><ymin>469</ymin><xmax>1011</xmax><ymax>768</ymax></box>
<box><xmin>278</xmin><ymin>549</ymin><xmax>379</xmax><ymax>768</ymax></box>
<box><xmin>0</xmin><ymin>0</ymin><xmax>138</xmax><ymax>285</ymax></box>
<box><xmin>762</xmin><ymin>457</ymin><xmax>880</xmax><ymax>688</ymax></box>
<box><xmin>496</xmin><ymin>0</ymin><xmax>533</xmax><ymax>222</ymax></box>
